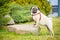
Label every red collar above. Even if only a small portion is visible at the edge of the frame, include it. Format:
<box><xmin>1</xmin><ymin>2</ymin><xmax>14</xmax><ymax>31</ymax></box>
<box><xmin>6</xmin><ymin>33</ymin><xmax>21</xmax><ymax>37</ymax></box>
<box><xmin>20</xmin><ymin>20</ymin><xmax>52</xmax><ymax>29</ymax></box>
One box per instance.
<box><xmin>32</xmin><ymin>12</ymin><xmax>41</xmax><ymax>20</ymax></box>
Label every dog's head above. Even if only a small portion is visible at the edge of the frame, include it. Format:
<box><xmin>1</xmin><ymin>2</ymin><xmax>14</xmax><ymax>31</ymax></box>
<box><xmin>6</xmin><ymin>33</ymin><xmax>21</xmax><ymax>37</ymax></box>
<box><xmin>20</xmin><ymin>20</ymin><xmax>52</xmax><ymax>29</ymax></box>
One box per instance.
<box><xmin>30</xmin><ymin>6</ymin><xmax>40</xmax><ymax>14</ymax></box>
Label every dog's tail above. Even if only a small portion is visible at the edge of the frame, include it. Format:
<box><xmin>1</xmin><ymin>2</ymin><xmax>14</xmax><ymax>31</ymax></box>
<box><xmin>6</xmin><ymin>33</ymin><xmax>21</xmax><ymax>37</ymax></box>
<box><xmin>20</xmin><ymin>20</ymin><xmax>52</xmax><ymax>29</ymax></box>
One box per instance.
<box><xmin>48</xmin><ymin>9</ymin><xmax>52</xmax><ymax>18</ymax></box>
<box><xmin>48</xmin><ymin>14</ymin><xmax>52</xmax><ymax>20</ymax></box>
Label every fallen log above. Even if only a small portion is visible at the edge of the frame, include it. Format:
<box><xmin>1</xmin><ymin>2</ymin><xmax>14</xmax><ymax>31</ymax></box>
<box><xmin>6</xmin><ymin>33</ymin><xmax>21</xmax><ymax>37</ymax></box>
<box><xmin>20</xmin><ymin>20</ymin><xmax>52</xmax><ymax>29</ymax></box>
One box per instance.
<box><xmin>7</xmin><ymin>24</ymin><xmax>40</xmax><ymax>35</ymax></box>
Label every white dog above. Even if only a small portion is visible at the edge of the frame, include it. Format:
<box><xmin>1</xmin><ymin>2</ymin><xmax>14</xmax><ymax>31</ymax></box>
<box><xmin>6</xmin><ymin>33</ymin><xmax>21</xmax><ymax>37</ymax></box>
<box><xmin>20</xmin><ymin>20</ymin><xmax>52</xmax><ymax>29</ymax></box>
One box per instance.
<box><xmin>30</xmin><ymin>6</ymin><xmax>54</xmax><ymax>36</ymax></box>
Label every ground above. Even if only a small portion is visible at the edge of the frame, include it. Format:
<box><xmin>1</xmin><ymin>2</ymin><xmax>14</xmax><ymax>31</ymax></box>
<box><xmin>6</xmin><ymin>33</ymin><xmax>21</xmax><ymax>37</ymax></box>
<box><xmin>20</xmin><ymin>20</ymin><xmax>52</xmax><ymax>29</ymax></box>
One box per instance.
<box><xmin>0</xmin><ymin>18</ymin><xmax>60</xmax><ymax>40</ymax></box>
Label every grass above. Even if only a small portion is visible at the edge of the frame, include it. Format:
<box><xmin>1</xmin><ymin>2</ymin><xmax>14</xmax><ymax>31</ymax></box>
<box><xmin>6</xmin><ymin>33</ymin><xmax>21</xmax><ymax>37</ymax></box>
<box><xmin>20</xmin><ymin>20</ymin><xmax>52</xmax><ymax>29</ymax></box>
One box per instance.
<box><xmin>0</xmin><ymin>18</ymin><xmax>60</xmax><ymax>40</ymax></box>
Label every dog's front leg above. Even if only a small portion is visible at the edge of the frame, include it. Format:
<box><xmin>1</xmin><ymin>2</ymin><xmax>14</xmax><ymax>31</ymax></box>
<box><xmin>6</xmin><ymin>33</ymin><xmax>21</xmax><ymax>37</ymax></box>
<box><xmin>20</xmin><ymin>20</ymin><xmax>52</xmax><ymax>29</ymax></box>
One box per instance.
<box><xmin>34</xmin><ymin>18</ymin><xmax>39</xmax><ymax>27</ymax></box>
<box><xmin>34</xmin><ymin>21</ymin><xmax>36</xmax><ymax>25</ymax></box>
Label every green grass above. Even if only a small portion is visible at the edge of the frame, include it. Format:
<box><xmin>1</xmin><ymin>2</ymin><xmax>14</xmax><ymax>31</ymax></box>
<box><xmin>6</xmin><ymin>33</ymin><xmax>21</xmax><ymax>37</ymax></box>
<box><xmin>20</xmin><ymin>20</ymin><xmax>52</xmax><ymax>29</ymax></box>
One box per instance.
<box><xmin>0</xmin><ymin>18</ymin><xmax>60</xmax><ymax>40</ymax></box>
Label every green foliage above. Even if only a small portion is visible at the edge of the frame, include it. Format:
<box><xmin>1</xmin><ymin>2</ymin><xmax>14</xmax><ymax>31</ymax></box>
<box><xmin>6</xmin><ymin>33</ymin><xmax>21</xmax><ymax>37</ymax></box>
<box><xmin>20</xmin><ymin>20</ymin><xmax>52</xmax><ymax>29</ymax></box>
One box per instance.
<box><xmin>0</xmin><ymin>4</ymin><xmax>11</xmax><ymax>26</ymax></box>
<box><xmin>0</xmin><ymin>0</ymin><xmax>10</xmax><ymax>6</ymax></box>
<box><xmin>8</xmin><ymin>3</ymin><xmax>32</xmax><ymax>23</ymax></box>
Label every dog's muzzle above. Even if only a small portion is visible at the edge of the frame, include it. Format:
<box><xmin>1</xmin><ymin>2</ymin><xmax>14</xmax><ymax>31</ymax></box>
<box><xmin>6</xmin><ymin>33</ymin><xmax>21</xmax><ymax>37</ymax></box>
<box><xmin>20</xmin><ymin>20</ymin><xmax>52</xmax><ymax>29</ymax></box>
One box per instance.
<box><xmin>32</xmin><ymin>11</ymin><xmax>37</xmax><ymax>13</ymax></box>
<box><xmin>32</xmin><ymin>11</ymin><xmax>37</xmax><ymax>14</ymax></box>
<box><xmin>32</xmin><ymin>8</ymin><xmax>37</xmax><ymax>13</ymax></box>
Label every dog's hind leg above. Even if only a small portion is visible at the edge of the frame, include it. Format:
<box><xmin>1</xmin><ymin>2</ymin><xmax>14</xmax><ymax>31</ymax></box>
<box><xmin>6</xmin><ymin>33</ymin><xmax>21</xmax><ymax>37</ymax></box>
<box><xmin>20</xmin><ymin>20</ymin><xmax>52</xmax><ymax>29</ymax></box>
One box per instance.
<box><xmin>46</xmin><ymin>25</ymin><xmax>54</xmax><ymax>36</ymax></box>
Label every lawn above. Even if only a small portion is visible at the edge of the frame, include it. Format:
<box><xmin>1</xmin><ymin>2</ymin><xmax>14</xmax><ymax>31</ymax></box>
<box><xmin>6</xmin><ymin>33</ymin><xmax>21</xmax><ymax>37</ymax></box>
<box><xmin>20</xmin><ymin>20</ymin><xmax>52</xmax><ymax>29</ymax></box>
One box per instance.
<box><xmin>0</xmin><ymin>18</ymin><xmax>60</xmax><ymax>40</ymax></box>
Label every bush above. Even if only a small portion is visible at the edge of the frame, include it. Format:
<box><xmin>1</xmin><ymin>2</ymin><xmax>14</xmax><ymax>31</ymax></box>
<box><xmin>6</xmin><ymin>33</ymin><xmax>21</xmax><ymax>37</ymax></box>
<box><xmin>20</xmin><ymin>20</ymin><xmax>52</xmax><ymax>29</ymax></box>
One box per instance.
<box><xmin>0</xmin><ymin>4</ymin><xmax>11</xmax><ymax>27</ymax></box>
<box><xmin>9</xmin><ymin>3</ymin><xmax>32</xmax><ymax>23</ymax></box>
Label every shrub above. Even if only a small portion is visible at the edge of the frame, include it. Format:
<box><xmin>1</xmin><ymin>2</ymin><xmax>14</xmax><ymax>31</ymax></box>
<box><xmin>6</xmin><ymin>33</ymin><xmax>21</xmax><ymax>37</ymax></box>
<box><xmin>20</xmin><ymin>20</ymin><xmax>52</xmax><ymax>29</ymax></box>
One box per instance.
<box><xmin>8</xmin><ymin>3</ymin><xmax>32</xmax><ymax>23</ymax></box>
<box><xmin>0</xmin><ymin>4</ymin><xmax>11</xmax><ymax>27</ymax></box>
<box><xmin>0</xmin><ymin>0</ymin><xmax>13</xmax><ymax>30</ymax></box>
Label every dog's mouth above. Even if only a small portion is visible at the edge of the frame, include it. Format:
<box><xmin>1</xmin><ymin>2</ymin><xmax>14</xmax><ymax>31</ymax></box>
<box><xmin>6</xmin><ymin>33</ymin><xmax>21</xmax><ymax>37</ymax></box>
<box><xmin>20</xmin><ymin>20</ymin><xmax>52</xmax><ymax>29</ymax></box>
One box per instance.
<box><xmin>32</xmin><ymin>11</ymin><xmax>37</xmax><ymax>13</ymax></box>
<box><xmin>32</xmin><ymin>10</ymin><xmax>37</xmax><ymax>13</ymax></box>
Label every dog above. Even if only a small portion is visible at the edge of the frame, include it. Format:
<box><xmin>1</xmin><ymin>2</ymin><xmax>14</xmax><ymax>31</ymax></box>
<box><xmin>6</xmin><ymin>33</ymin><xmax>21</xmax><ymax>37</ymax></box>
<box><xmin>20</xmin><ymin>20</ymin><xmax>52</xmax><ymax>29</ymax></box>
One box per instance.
<box><xmin>30</xmin><ymin>6</ymin><xmax>54</xmax><ymax>36</ymax></box>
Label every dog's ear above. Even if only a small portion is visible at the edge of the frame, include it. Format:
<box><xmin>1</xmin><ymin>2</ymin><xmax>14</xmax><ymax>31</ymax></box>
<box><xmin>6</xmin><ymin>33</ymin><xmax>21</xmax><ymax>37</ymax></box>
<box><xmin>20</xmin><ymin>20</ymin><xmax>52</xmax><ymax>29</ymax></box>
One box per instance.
<box><xmin>38</xmin><ymin>8</ymin><xmax>40</xmax><ymax>10</ymax></box>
